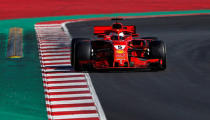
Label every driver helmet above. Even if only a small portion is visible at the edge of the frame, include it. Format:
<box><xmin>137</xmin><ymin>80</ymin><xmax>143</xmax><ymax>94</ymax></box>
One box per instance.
<box><xmin>119</xmin><ymin>32</ymin><xmax>124</xmax><ymax>40</ymax></box>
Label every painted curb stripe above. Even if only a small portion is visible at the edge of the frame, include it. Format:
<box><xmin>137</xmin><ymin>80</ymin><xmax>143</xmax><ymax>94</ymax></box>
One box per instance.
<box><xmin>50</xmin><ymin>106</ymin><xmax>97</xmax><ymax>112</ymax></box>
<box><xmin>45</xmin><ymin>85</ymin><xmax>89</xmax><ymax>90</ymax></box>
<box><xmin>41</xmin><ymin>56</ymin><xmax>70</xmax><ymax>60</ymax></box>
<box><xmin>48</xmin><ymin>113</ymin><xmax>99</xmax><ymax>119</ymax></box>
<box><xmin>35</xmin><ymin>21</ymin><xmax>106</xmax><ymax>120</ymax></box>
<box><xmin>48</xmin><ymin>94</ymin><xmax>93</xmax><ymax>99</ymax></box>
<box><xmin>46</xmin><ymin>96</ymin><xmax>93</xmax><ymax>101</ymax></box>
<box><xmin>47</xmin><ymin>88</ymin><xmax>90</xmax><ymax>92</ymax></box>
<box><xmin>49</xmin><ymin>110</ymin><xmax>98</xmax><ymax>116</ymax></box>
<box><xmin>43</xmin><ymin>74</ymin><xmax>84</xmax><ymax>78</ymax></box>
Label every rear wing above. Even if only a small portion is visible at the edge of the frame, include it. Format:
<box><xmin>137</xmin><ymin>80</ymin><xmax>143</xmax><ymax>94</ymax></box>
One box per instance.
<box><xmin>94</xmin><ymin>25</ymin><xmax>136</xmax><ymax>35</ymax></box>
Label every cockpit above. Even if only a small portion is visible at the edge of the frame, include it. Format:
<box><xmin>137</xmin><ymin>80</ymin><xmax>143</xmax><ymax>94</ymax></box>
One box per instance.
<box><xmin>110</xmin><ymin>32</ymin><xmax>125</xmax><ymax>40</ymax></box>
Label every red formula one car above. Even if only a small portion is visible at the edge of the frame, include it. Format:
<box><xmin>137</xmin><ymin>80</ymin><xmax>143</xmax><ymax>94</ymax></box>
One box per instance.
<box><xmin>71</xmin><ymin>18</ymin><xmax>166</xmax><ymax>71</ymax></box>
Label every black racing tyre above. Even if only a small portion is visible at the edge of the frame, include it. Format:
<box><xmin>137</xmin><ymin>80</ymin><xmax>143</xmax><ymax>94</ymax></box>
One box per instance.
<box><xmin>74</xmin><ymin>40</ymin><xmax>93</xmax><ymax>71</ymax></box>
<box><xmin>149</xmin><ymin>40</ymin><xmax>166</xmax><ymax>70</ymax></box>
<box><xmin>71</xmin><ymin>38</ymin><xmax>90</xmax><ymax>69</ymax></box>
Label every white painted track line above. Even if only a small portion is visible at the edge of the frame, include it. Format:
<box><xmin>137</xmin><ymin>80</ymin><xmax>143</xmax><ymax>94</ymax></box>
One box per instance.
<box><xmin>50</xmin><ymin>106</ymin><xmax>97</xmax><ymax>112</ymax></box>
<box><xmin>42</xmin><ymin>60</ymin><xmax>70</xmax><ymax>63</ymax></box>
<box><xmin>43</xmin><ymin>73</ymin><xmax>84</xmax><ymax>76</ymax></box>
<box><xmin>51</xmin><ymin>99</ymin><xmax>93</xmax><ymax>105</ymax></box>
<box><xmin>42</xmin><ymin>64</ymin><xmax>71</xmax><ymax>67</ymax></box>
<box><xmin>47</xmin><ymin>88</ymin><xmax>89</xmax><ymax>92</ymax></box>
<box><xmin>40</xmin><ymin>49</ymin><xmax>70</xmax><ymax>52</ymax></box>
<box><xmin>40</xmin><ymin>43</ymin><xmax>67</xmax><ymax>45</ymax></box>
<box><xmin>45</xmin><ymin>82</ymin><xmax>87</xmax><ymax>87</ymax></box>
<box><xmin>41</xmin><ymin>53</ymin><xmax>70</xmax><ymax>55</ymax></box>
<box><xmin>46</xmin><ymin>77</ymin><xmax>85</xmax><ymax>81</ymax></box>
<box><xmin>49</xmin><ymin>94</ymin><xmax>92</xmax><ymax>98</ymax></box>
<box><xmin>42</xmin><ymin>56</ymin><xmax>70</xmax><ymax>59</ymax></box>
<box><xmin>50</xmin><ymin>114</ymin><xmax>99</xmax><ymax>119</ymax></box>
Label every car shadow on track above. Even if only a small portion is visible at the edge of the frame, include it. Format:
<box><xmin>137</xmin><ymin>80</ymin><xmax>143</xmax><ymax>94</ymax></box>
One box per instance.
<box><xmin>81</xmin><ymin>68</ymin><xmax>164</xmax><ymax>73</ymax></box>
<box><xmin>43</xmin><ymin>66</ymin><xmax>74</xmax><ymax>72</ymax></box>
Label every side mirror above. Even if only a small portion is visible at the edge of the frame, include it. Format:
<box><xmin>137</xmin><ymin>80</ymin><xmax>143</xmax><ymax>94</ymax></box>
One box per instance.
<box><xmin>132</xmin><ymin>34</ymin><xmax>139</xmax><ymax>37</ymax></box>
<box><xmin>97</xmin><ymin>34</ymin><xmax>106</xmax><ymax>38</ymax></box>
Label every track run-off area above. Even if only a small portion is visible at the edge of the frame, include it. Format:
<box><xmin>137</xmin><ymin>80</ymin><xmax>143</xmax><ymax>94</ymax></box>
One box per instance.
<box><xmin>0</xmin><ymin>10</ymin><xmax>210</xmax><ymax>120</ymax></box>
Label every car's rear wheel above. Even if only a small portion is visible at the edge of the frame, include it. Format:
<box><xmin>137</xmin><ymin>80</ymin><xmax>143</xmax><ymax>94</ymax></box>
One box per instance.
<box><xmin>74</xmin><ymin>40</ymin><xmax>93</xmax><ymax>71</ymax></box>
<box><xmin>149</xmin><ymin>40</ymin><xmax>166</xmax><ymax>70</ymax></box>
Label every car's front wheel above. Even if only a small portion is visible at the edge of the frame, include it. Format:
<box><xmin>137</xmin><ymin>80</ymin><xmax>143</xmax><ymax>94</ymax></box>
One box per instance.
<box><xmin>149</xmin><ymin>40</ymin><xmax>166</xmax><ymax>70</ymax></box>
<box><xmin>74</xmin><ymin>40</ymin><xmax>93</xmax><ymax>71</ymax></box>
<box><xmin>71</xmin><ymin>38</ymin><xmax>90</xmax><ymax>68</ymax></box>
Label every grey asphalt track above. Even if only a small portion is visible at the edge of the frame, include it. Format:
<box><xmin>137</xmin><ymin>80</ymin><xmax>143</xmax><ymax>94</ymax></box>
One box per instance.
<box><xmin>66</xmin><ymin>15</ymin><xmax>210</xmax><ymax>120</ymax></box>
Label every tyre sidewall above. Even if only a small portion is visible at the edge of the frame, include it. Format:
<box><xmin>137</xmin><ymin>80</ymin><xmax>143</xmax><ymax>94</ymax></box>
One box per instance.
<box><xmin>75</xmin><ymin>40</ymin><xmax>92</xmax><ymax>71</ymax></box>
<box><xmin>150</xmin><ymin>40</ymin><xmax>166</xmax><ymax>70</ymax></box>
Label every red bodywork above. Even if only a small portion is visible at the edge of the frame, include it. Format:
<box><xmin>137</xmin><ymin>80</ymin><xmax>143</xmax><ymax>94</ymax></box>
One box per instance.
<box><xmin>83</xmin><ymin>22</ymin><xmax>161</xmax><ymax>69</ymax></box>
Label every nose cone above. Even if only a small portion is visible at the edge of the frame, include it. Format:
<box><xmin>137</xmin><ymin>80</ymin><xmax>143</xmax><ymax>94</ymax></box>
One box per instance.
<box><xmin>113</xmin><ymin>41</ymin><xmax>129</xmax><ymax>67</ymax></box>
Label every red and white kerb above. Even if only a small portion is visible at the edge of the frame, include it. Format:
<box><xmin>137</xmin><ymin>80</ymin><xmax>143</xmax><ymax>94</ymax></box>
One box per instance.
<box><xmin>35</xmin><ymin>21</ymin><xmax>106</xmax><ymax>120</ymax></box>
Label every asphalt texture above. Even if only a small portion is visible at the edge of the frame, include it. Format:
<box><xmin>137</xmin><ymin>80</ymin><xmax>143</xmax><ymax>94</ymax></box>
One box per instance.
<box><xmin>66</xmin><ymin>15</ymin><xmax>210</xmax><ymax>120</ymax></box>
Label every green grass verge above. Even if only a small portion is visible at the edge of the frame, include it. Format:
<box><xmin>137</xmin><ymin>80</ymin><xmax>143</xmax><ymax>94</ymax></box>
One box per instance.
<box><xmin>0</xmin><ymin>24</ymin><xmax>47</xmax><ymax>120</ymax></box>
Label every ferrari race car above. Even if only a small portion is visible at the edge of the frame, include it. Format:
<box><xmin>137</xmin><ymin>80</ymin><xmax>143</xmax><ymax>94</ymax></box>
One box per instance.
<box><xmin>71</xmin><ymin>18</ymin><xmax>166</xmax><ymax>71</ymax></box>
